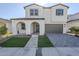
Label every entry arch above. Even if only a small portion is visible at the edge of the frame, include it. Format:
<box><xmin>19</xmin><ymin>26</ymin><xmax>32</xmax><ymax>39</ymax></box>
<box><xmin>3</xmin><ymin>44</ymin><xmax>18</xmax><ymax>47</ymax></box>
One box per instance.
<box><xmin>31</xmin><ymin>22</ymin><xmax>40</xmax><ymax>34</ymax></box>
<box><xmin>16</xmin><ymin>22</ymin><xmax>26</xmax><ymax>34</ymax></box>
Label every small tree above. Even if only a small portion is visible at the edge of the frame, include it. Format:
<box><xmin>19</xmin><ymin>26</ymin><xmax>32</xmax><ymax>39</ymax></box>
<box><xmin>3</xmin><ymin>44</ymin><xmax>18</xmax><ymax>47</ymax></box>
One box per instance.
<box><xmin>74</xmin><ymin>27</ymin><xmax>79</xmax><ymax>36</ymax></box>
<box><xmin>69</xmin><ymin>26</ymin><xmax>79</xmax><ymax>36</ymax></box>
<box><xmin>69</xmin><ymin>27</ymin><xmax>76</xmax><ymax>33</ymax></box>
<box><xmin>0</xmin><ymin>26</ymin><xmax>7</xmax><ymax>35</ymax></box>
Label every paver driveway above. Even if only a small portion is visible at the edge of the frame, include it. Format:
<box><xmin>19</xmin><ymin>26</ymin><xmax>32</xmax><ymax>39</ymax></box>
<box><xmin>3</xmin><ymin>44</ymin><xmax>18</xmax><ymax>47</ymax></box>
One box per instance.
<box><xmin>47</xmin><ymin>33</ymin><xmax>79</xmax><ymax>47</ymax></box>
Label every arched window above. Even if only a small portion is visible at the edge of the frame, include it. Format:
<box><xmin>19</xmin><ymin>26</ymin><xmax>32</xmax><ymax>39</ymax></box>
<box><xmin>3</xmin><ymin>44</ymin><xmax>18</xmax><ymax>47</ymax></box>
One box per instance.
<box><xmin>21</xmin><ymin>23</ymin><xmax>25</xmax><ymax>30</ymax></box>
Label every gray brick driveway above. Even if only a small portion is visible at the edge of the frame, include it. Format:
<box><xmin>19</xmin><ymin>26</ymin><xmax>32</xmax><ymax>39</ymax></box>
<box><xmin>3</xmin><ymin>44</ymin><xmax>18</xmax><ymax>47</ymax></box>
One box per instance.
<box><xmin>47</xmin><ymin>33</ymin><xmax>79</xmax><ymax>47</ymax></box>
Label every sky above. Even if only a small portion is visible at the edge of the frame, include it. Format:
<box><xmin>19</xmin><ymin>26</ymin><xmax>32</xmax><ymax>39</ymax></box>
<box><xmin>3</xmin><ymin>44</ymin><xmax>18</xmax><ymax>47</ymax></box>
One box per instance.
<box><xmin>0</xmin><ymin>3</ymin><xmax>79</xmax><ymax>19</ymax></box>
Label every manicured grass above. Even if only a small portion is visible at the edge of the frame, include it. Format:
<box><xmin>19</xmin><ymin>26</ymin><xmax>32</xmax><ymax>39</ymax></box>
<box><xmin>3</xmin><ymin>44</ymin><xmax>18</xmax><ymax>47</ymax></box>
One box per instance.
<box><xmin>0</xmin><ymin>36</ymin><xmax>30</xmax><ymax>47</ymax></box>
<box><xmin>38</xmin><ymin>35</ymin><xmax>53</xmax><ymax>47</ymax></box>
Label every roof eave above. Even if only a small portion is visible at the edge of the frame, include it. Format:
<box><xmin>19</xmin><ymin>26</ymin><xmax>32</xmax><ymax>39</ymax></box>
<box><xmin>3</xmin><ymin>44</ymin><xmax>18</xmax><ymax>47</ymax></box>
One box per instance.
<box><xmin>50</xmin><ymin>3</ymin><xmax>69</xmax><ymax>8</ymax></box>
<box><xmin>24</xmin><ymin>3</ymin><xmax>69</xmax><ymax>9</ymax></box>
<box><xmin>24</xmin><ymin>3</ymin><xmax>45</xmax><ymax>9</ymax></box>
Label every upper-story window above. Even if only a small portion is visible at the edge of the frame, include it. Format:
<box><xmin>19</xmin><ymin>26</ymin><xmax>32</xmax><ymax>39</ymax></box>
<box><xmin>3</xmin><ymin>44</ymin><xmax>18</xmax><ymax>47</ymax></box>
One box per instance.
<box><xmin>30</xmin><ymin>9</ymin><xmax>38</xmax><ymax>16</ymax></box>
<box><xmin>56</xmin><ymin>9</ymin><xmax>64</xmax><ymax>16</ymax></box>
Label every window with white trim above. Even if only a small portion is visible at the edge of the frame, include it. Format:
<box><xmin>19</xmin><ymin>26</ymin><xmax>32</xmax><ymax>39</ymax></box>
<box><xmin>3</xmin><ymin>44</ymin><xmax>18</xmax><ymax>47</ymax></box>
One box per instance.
<box><xmin>56</xmin><ymin>9</ymin><xmax>64</xmax><ymax>16</ymax></box>
<box><xmin>30</xmin><ymin>9</ymin><xmax>38</xmax><ymax>16</ymax></box>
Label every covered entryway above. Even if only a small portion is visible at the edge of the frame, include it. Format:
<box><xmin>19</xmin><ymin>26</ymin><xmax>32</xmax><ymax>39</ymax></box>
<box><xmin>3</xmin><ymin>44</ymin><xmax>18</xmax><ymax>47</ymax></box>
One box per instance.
<box><xmin>45</xmin><ymin>24</ymin><xmax>63</xmax><ymax>33</ymax></box>
<box><xmin>17</xmin><ymin>22</ymin><xmax>26</xmax><ymax>35</ymax></box>
<box><xmin>31</xmin><ymin>22</ymin><xmax>39</xmax><ymax>34</ymax></box>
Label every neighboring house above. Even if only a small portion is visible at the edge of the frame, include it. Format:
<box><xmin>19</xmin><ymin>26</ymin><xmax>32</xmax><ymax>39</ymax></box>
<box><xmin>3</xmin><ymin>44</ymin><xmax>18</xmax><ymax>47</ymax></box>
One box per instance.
<box><xmin>0</xmin><ymin>18</ymin><xmax>11</xmax><ymax>32</ymax></box>
<box><xmin>67</xmin><ymin>13</ymin><xmax>79</xmax><ymax>31</ymax></box>
<box><xmin>0</xmin><ymin>3</ymin><xmax>69</xmax><ymax>35</ymax></box>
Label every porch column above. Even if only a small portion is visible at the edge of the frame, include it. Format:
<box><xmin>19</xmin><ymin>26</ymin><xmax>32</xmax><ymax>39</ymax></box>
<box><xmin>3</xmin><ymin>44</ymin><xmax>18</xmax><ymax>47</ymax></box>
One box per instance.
<box><xmin>26</xmin><ymin>23</ymin><xmax>31</xmax><ymax>35</ymax></box>
<box><xmin>40</xmin><ymin>23</ymin><xmax>45</xmax><ymax>35</ymax></box>
<box><xmin>12</xmin><ymin>20</ymin><xmax>17</xmax><ymax>35</ymax></box>
<box><xmin>63</xmin><ymin>23</ymin><xmax>67</xmax><ymax>33</ymax></box>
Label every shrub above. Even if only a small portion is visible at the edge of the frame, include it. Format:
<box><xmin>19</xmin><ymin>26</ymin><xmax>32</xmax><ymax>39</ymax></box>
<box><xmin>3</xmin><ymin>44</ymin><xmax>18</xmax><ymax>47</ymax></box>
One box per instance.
<box><xmin>0</xmin><ymin>26</ymin><xmax>7</xmax><ymax>35</ymax></box>
<box><xmin>69</xmin><ymin>26</ymin><xmax>79</xmax><ymax>36</ymax></box>
<box><xmin>69</xmin><ymin>27</ymin><xmax>76</xmax><ymax>33</ymax></box>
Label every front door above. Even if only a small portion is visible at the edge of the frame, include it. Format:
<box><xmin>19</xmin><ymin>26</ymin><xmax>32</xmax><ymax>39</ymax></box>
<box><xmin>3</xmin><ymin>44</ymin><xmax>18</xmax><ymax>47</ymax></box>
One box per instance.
<box><xmin>36</xmin><ymin>24</ymin><xmax>39</xmax><ymax>33</ymax></box>
<box><xmin>32</xmin><ymin>22</ymin><xmax>39</xmax><ymax>34</ymax></box>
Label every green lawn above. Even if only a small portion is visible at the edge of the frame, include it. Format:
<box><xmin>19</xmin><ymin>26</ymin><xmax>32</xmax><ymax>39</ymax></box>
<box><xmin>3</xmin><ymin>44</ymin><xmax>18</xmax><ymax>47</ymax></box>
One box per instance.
<box><xmin>38</xmin><ymin>35</ymin><xmax>53</xmax><ymax>47</ymax></box>
<box><xmin>0</xmin><ymin>36</ymin><xmax>30</xmax><ymax>47</ymax></box>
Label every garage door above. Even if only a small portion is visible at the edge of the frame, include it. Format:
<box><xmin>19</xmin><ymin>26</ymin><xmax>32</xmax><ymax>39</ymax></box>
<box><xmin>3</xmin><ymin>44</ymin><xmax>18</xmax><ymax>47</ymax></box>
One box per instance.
<box><xmin>45</xmin><ymin>24</ymin><xmax>63</xmax><ymax>33</ymax></box>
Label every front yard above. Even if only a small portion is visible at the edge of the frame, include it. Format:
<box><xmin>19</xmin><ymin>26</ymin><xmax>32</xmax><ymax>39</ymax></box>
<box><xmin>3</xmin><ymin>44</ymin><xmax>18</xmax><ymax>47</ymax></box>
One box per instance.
<box><xmin>0</xmin><ymin>36</ymin><xmax>30</xmax><ymax>47</ymax></box>
<box><xmin>38</xmin><ymin>35</ymin><xmax>53</xmax><ymax>47</ymax></box>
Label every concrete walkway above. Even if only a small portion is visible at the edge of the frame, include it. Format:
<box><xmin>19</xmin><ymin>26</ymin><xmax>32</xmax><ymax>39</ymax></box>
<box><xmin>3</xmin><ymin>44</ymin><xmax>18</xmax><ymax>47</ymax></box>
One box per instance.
<box><xmin>25</xmin><ymin>34</ymin><xmax>38</xmax><ymax>48</ymax></box>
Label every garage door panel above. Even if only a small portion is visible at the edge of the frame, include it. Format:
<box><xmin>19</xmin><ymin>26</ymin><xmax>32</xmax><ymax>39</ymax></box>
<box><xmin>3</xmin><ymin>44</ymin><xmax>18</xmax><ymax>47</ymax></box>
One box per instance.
<box><xmin>45</xmin><ymin>24</ymin><xmax>63</xmax><ymax>33</ymax></box>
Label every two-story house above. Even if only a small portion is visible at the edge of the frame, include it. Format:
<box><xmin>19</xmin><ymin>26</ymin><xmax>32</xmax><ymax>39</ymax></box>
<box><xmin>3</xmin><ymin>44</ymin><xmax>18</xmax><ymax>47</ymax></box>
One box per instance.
<box><xmin>0</xmin><ymin>3</ymin><xmax>69</xmax><ymax>35</ymax></box>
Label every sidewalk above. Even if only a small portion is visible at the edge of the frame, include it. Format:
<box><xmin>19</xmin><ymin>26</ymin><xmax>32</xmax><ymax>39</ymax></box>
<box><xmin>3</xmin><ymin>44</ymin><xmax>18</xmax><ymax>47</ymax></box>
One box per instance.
<box><xmin>42</xmin><ymin>47</ymin><xmax>79</xmax><ymax>56</ymax></box>
<box><xmin>0</xmin><ymin>47</ymin><xmax>79</xmax><ymax>56</ymax></box>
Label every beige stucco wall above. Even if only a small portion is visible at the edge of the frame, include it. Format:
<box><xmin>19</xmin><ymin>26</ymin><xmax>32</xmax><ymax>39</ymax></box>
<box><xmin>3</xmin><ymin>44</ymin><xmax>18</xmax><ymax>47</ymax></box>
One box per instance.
<box><xmin>24</xmin><ymin>4</ymin><xmax>68</xmax><ymax>24</ymax></box>
<box><xmin>51</xmin><ymin>5</ymin><xmax>68</xmax><ymax>23</ymax></box>
<box><xmin>25</xmin><ymin>5</ymin><xmax>44</xmax><ymax>18</ymax></box>
<box><xmin>24</xmin><ymin>4</ymin><xmax>68</xmax><ymax>33</ymax></box>
<box><xmin>43</xmin><ymin>8</ymin><xmax>51</xmax><ymax>24</ymax></box>
<box><xmin>43</xmin><ymin>5</ymin><xmax>68</xmax><ymax>24</ymax></box>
